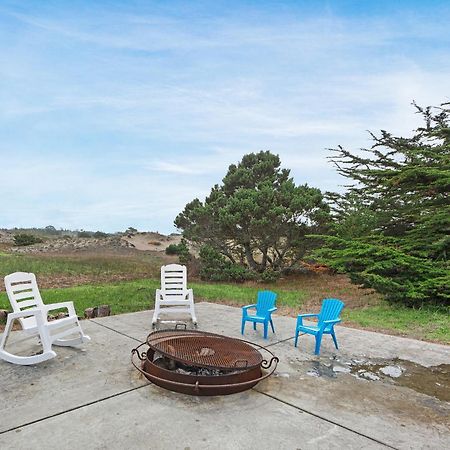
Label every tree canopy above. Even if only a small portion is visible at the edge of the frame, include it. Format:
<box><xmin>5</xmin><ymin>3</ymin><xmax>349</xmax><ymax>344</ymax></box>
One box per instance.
<box><xmin>314</xmin><ymin>103</ymin><xmax>450</xmax><ymax>306</ymax></box>
<box><xmin>175</xmin><ymin>151</ymin><xmax>329</xmax><ymax>280</ymax></box>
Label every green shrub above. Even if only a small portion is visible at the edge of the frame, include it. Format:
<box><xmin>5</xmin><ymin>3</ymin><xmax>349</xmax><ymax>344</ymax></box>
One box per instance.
<box><xmin>77</xmin><ymin>231</ymin><xmax>92</xmax><ymax>238</ymax></box>
<box><xmin>199</xmin><ymin>245</ymin><xmax>255</xmax><ymax>282</ymax></box>
<box><xmin>165</xmin><ymin>240</ymin><xmax>192</xmax><ymax>265</ymax></box>
<box><xmin>258</xmin><ymin>269</ymin><xmax>280</xmax><ymax>283</ymax></box>
<box><xmin>13</xmin><ymin>234</ymin><xmax>43</xmax><ymax>246</ymax></box>
<box><xmin>165</xmin><ymin>244</ymin><xmax>181</xmax><ymax>255</ymax></box>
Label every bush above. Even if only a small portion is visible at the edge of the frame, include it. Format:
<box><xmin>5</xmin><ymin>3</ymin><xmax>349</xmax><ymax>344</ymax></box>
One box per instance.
<box><xmin>165</xmin><ymin>240</ymin><xmax>192</xmax><ymax>264</ymax></box>
<box><xmin>77</xmin><ymin>231</ymin><xmax>92</xmax><ymax>238</ymax></box>
<box><xmin>199</xmin><ymin>245</ymin><xmax>255</xmax><ymax>282</ymax></box>
<box><xmin>258</xmin><ymin>269</ymin><xmax>281</xmax><ymax>283</ymax></box>
<box><xmin>13</xmin><ymin>234</ymin><xmax>43</xmax><ymax>246</ymax></box>
<box><xmin>165</xmin><ymin>243</ymin><xmax>182</xmax><ymax>255</ymax></box>
<box><xmin>165</xmin><ymin>241</ymin><xmax>187</xmax><ymax>255</ymax></box>
<box><xmin>314</xmin><ymin>236</ymin><xmax>450</xmax><ymax>307</ymax></box>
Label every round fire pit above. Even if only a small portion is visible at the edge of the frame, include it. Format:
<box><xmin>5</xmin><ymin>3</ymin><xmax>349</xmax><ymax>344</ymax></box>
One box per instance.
<box><xmin>131</xmin><ymin>329</ymin><xmax>279</xmax><ymax>396</ymax></box>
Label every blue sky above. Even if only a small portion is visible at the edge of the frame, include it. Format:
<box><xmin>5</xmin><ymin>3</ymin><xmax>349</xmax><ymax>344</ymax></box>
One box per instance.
<box><xmin>1</xmin><ymin>1</ymin><xmax>449</xmax><ymax>233</ymax></box>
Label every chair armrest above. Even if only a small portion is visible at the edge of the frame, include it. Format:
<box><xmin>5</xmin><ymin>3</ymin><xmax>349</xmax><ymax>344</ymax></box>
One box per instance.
<box><xmin>296</xmin><ymin>313</ymin><xmax>319</xmax><ymax>327</ymax></box>
<box><xmin>8</xmin><ymin>309</ymin><xmax>44</xmax><ymax>320</ymax></box>
<box><xmin>186</xmin><ymin>289</ymin><xmax>194</xmax><ymax>300</ymax></box>
<box><xmin>44</xmin><ymin>302</ymin><xmax>76</xmax><ymax>316</ymax></box>
<box><xmin>320</xmin><ymin>319</ymin><xmax>341</xmax><ymax>330</ymax></box>
<box><xmin>242</xmin><ymin>304</ymin><xmax>256</xmax><ymax>310</ymax></box>
<box><xmin>268</xmin><ymin>307</ymin><xmax>277</xmax><ymax>313</ymax></box>
<box><xmin>242</xmin><ymin>304</ymin><xmax>256</xmax><ymax>318</ymax></box>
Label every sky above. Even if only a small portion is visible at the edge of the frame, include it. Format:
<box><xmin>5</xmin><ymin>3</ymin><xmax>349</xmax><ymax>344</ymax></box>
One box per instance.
<box><xmin>1</xmin><ymin>0</ymin><xmax>449</xmax><ymax>233</ymax></box>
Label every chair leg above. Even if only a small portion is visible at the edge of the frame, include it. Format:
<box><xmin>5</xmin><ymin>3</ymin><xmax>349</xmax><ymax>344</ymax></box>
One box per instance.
<box><xmin>270</xmin><ymin>319</ymin><xmax>275</xmax><ymax>333</ymax></box>
<box><xmin>263</xmin><ymin>322</ymin><xmax>268</xmax><ymax>339</ymax></box>
<box><xmin>314</xmin><ymin>333</ymin><xmax>323</xmax><ymax>355</ymax></box>
<box><xmin>331</xmin><ymin>329</ymin><xmax>339</xmax><ymax>349</ymax></box>
<box><xmin>294</xmin><ymin>329</ymin><xmax>299</xmax><ymax>347</ymax></box>
<box><xmin>189</xmin><ymin>295</ymin><xmax>197</xmax><ymax>325</ymax></box>
<box><xmin>0</xmin><ymin>318</ymin><xmax>57</xmax><ymax>366</ymax></box>
<box><xmin>241</xmin><ymin>319</ymin><xmax>246</xmax><ymax>335</ymax></box>
<box><xmin>152</xmin><ymin>301</ymin><xmax>160</xmax><ymax>325</ymax></box>
<box><xmin>253</xmin><ymin>322</ymin><xmax>256</xmax><ymax>331</ymax></box>
<box><xmin>0</xmin><ymin>315</ymin><xmax>14</xmax><ymax>352</ymax></box>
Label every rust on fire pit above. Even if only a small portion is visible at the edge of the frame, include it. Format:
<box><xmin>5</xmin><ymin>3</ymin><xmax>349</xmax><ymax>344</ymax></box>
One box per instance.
<box><xmin>132</xmin><ymin>329</ymin><xmax>279</xmax><ymax>396</ymax></box>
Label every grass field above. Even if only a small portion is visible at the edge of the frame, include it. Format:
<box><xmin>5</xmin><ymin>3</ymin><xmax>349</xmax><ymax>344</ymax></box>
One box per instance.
<box><xmin>0</xmin><ymin>253</ymin><xmax>448</xmax><ymax>344</ymax></box>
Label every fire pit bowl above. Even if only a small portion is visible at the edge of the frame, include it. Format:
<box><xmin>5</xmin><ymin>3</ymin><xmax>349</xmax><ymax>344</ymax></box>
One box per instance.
<box><xmin>131</xmin><ymin>329</ymin><xmax>279</xmax><ymax>396</ymax></box>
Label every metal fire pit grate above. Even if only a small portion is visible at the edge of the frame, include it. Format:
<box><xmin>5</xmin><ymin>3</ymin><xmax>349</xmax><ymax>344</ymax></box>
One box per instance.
<box><xmin>146</xmin><ymin>329</ymin><xmax>263</xmax><ymax>370</ymax></box>
<box><xmin>132</xmin><ymin>329</ymin><xmax>279</xmax><ymax>396</ymax></box>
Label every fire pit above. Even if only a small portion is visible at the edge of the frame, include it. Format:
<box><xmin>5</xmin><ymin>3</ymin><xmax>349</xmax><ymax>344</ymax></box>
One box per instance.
<box><xmin>131</xmin><ymin>329</ymin><xmax>279</xmax><ymax>396</ymax></box>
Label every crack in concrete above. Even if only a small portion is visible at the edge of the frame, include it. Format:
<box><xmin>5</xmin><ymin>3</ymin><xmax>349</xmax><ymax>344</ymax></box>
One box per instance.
<box><xmin>253</xmin><ymin>388</ymin><xmax>398</xmax><ymax>449</ymax></box>
<box><xmin>88</xmin><ymin>319</ymin><xmax>143</xmax><ymax>342</ymax></box>
<box><xmin>0</xmin><ymin>385</ymin><xmax>148</xmax><ymax>435</ymax></box>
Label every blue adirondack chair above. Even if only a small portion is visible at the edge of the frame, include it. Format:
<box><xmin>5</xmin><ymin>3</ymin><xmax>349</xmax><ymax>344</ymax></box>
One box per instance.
<box><xmin>241</xmin><ymin>291</ymin><xmax>277</xmax><ymax>339</ymax></box>
<box><xmin>294</xmin><ymin>298</ymin><xmax>344</xmax><ymax>355</ymax></box>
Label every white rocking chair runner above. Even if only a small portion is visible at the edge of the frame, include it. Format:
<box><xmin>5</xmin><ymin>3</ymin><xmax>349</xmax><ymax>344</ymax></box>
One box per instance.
<box><xmin>152</xmin><ymin>264</ymin><xmax>197</xmax><ymax>326</ymax></box>
<box><xmin>0</xmin><ymin>272</ymin><xmax>90</xmax><ymax>365</ymax></box>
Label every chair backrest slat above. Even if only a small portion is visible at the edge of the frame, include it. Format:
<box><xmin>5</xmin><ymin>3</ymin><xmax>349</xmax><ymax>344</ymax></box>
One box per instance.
<box><xmin>256</xmin><ymin>291</ymin><xmax>277</xmax><ymax>314</ymax></box>
<box><xmin>5</xmin><ymin>272</ymin><xmax>44</xmax><ymax>313</ymax></box>
<box><xmin>4</xmin><ymin>272</ymin><xmax>45</xmax><ymax>331</ymax></box>
<box><xmin>318</xmin><ymin>298</ymin><xmax>344</xmax><ymax>324</ymax></box>
<box><xmin>161</xmin><ymin>264</ymin><xmax>188</xmax><ymax>297</ymax></box>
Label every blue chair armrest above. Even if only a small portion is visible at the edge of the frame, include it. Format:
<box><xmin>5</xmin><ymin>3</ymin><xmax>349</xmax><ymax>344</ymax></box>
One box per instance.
<box><xmin>242</xmin><ymin>304</ymin><xmax>256</xmax><ymax>318</ymax></box>
<box><xmin>296</xmin><ymin>313</ymin><xmax>318</xmax><ymax>327</ymax></box>
<box><xmin>268</xmin><ymin>307</ymin><xmax>277</xmax><ymax>313</ymax></box>
<box><xmin>242</xmin><ymin>304</ymin><xmax>256</xmax><ymax>311</ymax></box>
<box><xmin>323</xmin><ymin>319</ymin><xmax>341</xmax><ymax>324</ymax></box>
<box><xmin>319</xmin><ymin>318</ymin><xmax>341</xmax><ymax>330</ymax></box>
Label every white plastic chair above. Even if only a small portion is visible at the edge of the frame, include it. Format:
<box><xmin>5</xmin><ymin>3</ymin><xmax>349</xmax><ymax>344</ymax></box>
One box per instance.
<box><xmin>0</xmin><ymin>272</ymin><xmax>90</xmax><ymax>365</ymax></box>
<box><xmin>152</xmin><ymin>264</ymin><xmax>197</xmax><ymax>327</ymax></box>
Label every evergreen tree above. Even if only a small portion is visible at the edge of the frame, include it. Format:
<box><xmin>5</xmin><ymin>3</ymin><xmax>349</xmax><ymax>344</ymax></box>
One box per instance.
<box><xmin>315</xmin><ymin>103</ymin><xmax>450</xmax><ymax>306</ymax></box>
<box><xmin>175</xmin><ymin>151</ymin><xmax>330</xmax><ymax>280</ymax></box>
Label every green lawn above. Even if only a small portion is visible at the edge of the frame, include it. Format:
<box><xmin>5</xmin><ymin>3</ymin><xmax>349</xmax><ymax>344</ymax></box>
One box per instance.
<box><xmin>345</xmin><ymin>305</ymin><xmax>450</xmax><ymax>343</ymax></box>
<box><xmin>1</xmin><ymin>278</ymin><xmax>448</xmax><ymax>344</ymax></box>
<box><xmin>0</xmin><ymin>279</ymin><xmax>304</xmax><ymax>315</ymax></box>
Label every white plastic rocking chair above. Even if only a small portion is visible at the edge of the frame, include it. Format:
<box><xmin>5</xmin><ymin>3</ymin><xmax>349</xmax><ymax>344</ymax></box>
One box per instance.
<box><xmin>0</xmin><ymin>272</ymin><xmax>90</xmax><ymax>365</ymax></box>
<box><xmin>152</xmin><ymin>264</ymin><xmax>197</xmax><ymax>327</ymax></box>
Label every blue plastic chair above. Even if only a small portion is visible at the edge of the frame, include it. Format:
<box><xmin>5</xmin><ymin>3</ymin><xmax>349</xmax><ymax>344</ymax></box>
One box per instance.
<box><xmin>241</xmin><ymin>291</ymin><xmax>277</xmax><ymax>339</ymax></box>
<box><xmin>294</xmin><ymin>298</ymin><xmax>344</xmax><ymax>355</ymax></box>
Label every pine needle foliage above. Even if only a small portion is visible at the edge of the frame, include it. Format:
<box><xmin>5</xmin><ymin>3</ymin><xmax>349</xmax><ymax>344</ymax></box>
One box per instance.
<box><xmin>314</xmin><ymin>103</ymin><xmax>450</xmax><ymax>306</ymax></box>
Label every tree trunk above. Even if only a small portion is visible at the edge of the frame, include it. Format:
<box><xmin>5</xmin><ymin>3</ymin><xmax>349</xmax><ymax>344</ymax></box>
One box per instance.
<box><xmin>244</xmin><ymin>243</ymin><xmax>260</xmax><ymax>271</ymax></box>
<box><xmin>261</xmin><ymin>246</ymin><xmax>269</xmax><ymax>270</ymax></box>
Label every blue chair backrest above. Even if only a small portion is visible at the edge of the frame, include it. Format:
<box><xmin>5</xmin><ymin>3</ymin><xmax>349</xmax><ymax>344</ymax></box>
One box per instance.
<box><xmin>256</xmin><ymin>291</ymin><xmax>277</xmax><ymax>315</ymax></box>
<box><xmin>318</xmin><ymin>298</ymin><xmax>344</xmax><ymax>324</ymax></box>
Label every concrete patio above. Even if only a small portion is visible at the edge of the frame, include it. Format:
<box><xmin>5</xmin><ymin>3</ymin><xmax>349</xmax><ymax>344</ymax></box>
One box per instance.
<box><xmin>0</xmin><ymin>302</ymin><xmax>449</xmax><ymax>449</ymax></box>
